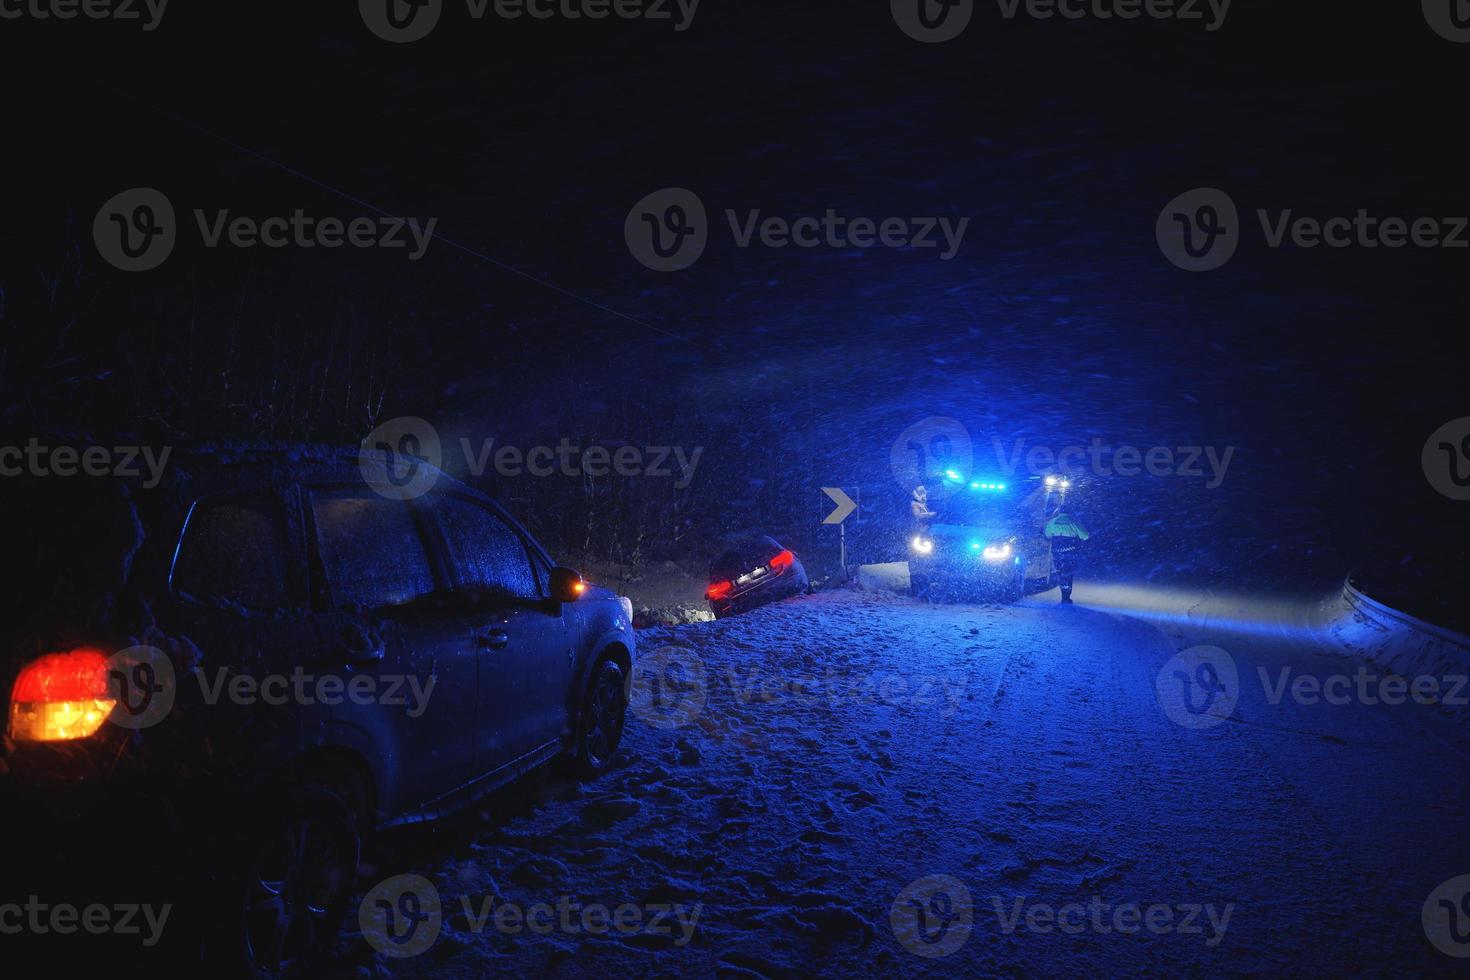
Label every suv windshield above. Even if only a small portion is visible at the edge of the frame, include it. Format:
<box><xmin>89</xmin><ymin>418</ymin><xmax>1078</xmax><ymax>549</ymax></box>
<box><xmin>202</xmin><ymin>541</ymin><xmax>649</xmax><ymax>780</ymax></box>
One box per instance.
<box><xmin>934</xmin><ymin>495</ymin><xmax>1017</xmax><ymax>528</ymax></box>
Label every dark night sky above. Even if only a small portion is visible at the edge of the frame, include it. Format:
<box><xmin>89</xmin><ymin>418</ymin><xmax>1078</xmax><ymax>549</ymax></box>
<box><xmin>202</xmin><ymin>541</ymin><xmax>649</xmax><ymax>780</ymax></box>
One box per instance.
<box><xmin>4</xmin><ymin>0</ymin><xmax>1466</xmax><ymax>592</ymax></box>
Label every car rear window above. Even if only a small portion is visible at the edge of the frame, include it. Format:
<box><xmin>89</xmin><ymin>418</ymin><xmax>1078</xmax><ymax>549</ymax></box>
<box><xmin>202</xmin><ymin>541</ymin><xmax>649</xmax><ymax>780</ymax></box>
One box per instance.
<box><xmin>431</xmin><ymin>494</ymin><xmax>541</xmax><ymax>600</ymax></box>
<box><xmin>311</xmin><ymin>491</ymin><xmax>438</xmax><ymax>609</ymax></box>
<box><xmin>172</xmin><ymin>494</ymin><xmax>294</xmax><ymax>610</ymax></box>
<box><xmin>711</xmin><ymin>535</ymin><xmax>784</xmax><ymax>579</ymax></box>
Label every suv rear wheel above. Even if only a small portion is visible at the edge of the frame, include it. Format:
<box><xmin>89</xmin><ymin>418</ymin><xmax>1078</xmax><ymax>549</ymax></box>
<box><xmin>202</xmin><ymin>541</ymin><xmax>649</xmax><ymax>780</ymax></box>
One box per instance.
<box><xmin>221</xmin><ymin>784</ymin><xmax>359</xmax><ymax>977</ymax></box>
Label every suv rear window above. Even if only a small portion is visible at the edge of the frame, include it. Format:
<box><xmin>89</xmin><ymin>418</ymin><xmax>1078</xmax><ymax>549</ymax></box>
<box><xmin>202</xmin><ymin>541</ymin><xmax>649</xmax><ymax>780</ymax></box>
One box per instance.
<box><xmin>172</xmin><ymin>494</ymin><xmax>294</xmax><ymax>610</ymax></box>
<box><xmin>311</xmin><ymin>491</ymin><xmax>437</xmax><ymax>609</ymax></box>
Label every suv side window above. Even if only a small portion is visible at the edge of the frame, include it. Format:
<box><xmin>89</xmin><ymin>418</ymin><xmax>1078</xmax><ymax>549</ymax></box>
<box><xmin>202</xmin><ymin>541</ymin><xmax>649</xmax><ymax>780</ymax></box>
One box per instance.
<box><xmin>310</xmin><ymin>490</ymin><xmax>438</xmax><ymax>609</ymax></box>
<box><xmin>172</xmin><ymin>494</ymin><xmax>295</xmax><ymax>610</ymax></box>
<box><xmin>432</xmin><ymin>494</ymin><xmax>541</xmax><ymax>600</ymax></box>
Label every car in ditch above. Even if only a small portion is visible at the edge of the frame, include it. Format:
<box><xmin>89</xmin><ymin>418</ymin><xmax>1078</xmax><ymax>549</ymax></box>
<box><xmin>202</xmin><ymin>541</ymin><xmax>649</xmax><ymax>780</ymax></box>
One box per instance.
<box><xmin>705</xmin><ymin>533</ymin><xmax>810</xmax><ymax>619</ymax></box>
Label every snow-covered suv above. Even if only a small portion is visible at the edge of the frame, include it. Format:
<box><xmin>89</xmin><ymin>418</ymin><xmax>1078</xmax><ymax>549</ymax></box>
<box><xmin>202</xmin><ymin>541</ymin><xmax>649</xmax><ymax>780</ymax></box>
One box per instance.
<box><xmin>0</xmin><ymin>444</ymin><xmax>635</xmax><ymax>973</ymax></box>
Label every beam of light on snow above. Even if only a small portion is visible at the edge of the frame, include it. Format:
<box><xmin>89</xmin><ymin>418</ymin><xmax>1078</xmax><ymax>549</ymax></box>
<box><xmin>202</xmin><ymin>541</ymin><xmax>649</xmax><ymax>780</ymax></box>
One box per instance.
<box><xmin>1053</xmin><ymin>581</ymin><xmax>1335</xmax><ymax>641</ymax></box>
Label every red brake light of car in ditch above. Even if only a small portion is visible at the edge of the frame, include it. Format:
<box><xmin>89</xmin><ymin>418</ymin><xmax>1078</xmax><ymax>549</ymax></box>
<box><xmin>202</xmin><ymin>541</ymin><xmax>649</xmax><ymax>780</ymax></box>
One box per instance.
<box><xmin>8</xmin><ymin>648</ymin><xmax>116</xmax><ymax>742</ymax></box>
<box><xmin>769</xmin><ymin>550</ymin><xmax>794</xmax><ymax>571</ymax></box>
<box><xmin>707</xmin><ymin>580</ymin><xmax>734</xmax><ymax>601</ymax></box>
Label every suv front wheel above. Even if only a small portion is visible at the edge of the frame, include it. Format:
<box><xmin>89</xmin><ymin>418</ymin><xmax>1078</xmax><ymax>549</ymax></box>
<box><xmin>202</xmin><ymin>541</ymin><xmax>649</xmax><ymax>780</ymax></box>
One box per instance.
<box><xmin>574</xmin><ymin>658</ymin><xmax>628</xmax><ymax>777</ymax></box>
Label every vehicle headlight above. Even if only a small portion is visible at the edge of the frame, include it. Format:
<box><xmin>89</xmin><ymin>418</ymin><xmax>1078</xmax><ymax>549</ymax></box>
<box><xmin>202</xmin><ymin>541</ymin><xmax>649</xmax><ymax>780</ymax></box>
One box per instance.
<box><xmin>911</xmin><ymin>535</ymin><xmax>934</xmax><ymax>555</ymax></box>
<box><xmin>982</xmin><ymin>542</ymin><xmax>1013</xmax><ymax>562</ymax></box>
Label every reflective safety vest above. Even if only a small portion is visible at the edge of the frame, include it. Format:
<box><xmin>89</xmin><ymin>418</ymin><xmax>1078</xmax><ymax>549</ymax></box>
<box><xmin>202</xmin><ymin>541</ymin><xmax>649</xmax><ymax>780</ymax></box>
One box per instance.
<box><xmin>1044</xmin><ymin>513</ymin><xmax>1090</xmax><ymax>541</ymax></box>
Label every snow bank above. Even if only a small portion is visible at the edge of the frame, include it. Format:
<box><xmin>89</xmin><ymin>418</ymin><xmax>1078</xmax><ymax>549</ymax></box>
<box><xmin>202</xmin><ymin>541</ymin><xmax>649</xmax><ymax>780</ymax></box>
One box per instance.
<box><xmin>574</xmin><ymin>557</ymin><xmax>715</xmax><ymax>627</ymax></box>
<box><xmin>855</xmin><ymin>562</ymin><xmax>911</xmax><ymax>593</ymax></box>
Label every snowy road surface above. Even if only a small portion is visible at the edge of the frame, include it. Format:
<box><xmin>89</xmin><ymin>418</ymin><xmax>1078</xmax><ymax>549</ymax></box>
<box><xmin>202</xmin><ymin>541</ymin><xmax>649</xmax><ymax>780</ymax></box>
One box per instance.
<box><xmin>364</xmin><ymin>586</ymin><xmax>1470</xmax><ymax>977</ymax></box>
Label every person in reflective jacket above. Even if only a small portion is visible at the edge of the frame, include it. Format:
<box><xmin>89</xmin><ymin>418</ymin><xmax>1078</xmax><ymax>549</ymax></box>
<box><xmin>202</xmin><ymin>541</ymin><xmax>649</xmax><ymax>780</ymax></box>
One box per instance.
<box><xmin>1044</xmin><ymin>510</ymin><xmax>1090</xmax><ymax>604</ymax></box>
<box><xmin>911</xmin><ymin>485</ymin><xmax>937</xmax><ymax>526</ymax></box>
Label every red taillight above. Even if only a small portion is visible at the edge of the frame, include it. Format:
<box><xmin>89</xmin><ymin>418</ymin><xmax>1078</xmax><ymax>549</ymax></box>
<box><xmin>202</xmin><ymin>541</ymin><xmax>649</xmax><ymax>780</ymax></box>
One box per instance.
<box><xmin>12</xmin><ymin>649</ymin><xmax>110</xmax><ymax>702</ymax></box>
<box><xmin>769</xmin><ymin>550</ymin><xmax>794</xmax><ymax>571</ymax></box>
<box><xmin>707</xmin><ymin>580</ymin><xmax>733</xmax><ymax>601</ymax></box>
<box><xmin>9</xmin><ymin>649</ymin><xmax>116</xmax><ymax>742</ymax></box>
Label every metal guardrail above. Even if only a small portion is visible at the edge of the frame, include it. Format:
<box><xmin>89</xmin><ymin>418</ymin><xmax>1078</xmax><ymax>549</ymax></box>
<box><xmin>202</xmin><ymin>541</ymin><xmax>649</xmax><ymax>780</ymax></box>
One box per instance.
<box><xmin>1342</xmin><ymin>577</ymin><xmax>1470</xmax><ymax>652</ymax></box>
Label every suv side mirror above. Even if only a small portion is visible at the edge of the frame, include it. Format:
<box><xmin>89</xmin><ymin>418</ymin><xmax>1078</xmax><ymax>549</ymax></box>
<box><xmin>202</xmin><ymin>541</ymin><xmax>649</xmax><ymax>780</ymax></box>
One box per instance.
<box><xmin>550</xmin><ymin>566</ymin><xmax>586</xmax><ymax>603</ymax></box>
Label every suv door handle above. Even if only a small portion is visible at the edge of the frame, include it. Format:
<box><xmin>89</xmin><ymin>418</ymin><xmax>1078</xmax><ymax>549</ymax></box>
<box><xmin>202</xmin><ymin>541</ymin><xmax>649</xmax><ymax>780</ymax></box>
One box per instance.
<box><xmin>478</xmin><ymin>629</ymin><xmax>510</xmax><ymax>650</ymax></box>
<box><xmin>335</xmin><ymin>625</ymin><xmax>385</xmax><ymax>667</ymax></box>
<box><xmin>343</xmin><ymin>647</ymin><xmax>386</xmax><ymax>667</ymax></box>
